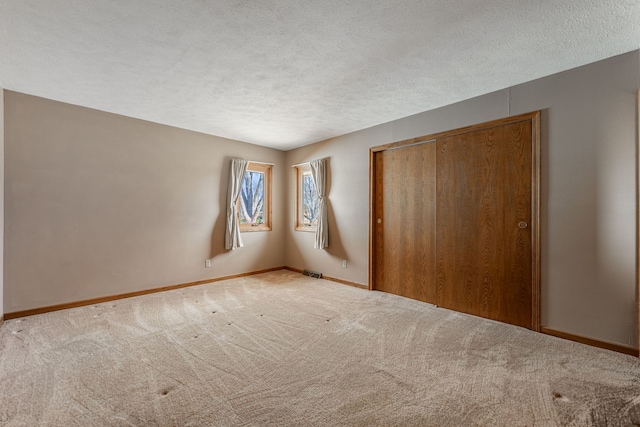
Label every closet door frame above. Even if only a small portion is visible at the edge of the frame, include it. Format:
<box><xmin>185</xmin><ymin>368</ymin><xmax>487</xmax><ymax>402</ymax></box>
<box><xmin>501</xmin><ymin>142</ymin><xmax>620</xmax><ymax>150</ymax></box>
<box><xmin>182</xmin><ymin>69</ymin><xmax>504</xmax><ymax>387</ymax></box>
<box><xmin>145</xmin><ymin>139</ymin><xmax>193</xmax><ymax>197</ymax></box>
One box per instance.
<box><xmin>369</xmin><ymin>111</ymin><xmax>541</xmax><ymax>331</ymax></box>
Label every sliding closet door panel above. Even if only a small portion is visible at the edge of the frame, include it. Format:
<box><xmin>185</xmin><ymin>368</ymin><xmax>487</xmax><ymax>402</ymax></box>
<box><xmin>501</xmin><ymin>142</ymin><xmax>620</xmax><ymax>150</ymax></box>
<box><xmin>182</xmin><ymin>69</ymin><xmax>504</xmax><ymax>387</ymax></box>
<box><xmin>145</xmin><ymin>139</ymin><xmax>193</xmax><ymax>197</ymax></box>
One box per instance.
<box><xmin>436</xmin><ymin>121</ymin><xmax>532</xmax><ymax>328</ymax></box>
<box><xmin>373</xmin><ymin>143</ymin><xmax>436</xmax><ymax>304</ymax></box>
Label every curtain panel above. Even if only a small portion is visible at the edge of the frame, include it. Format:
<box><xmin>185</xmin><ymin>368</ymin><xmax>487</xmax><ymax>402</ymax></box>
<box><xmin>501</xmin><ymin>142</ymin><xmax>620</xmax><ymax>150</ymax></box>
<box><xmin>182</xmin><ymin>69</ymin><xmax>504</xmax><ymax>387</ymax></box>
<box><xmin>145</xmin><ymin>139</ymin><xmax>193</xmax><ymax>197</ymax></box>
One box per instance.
<box><xmin>225</xmin><ymin>158</ymin><xmax>248</xmax><ymax>250</ymax></box>
<box><xmin>310</xmin><ymin>158</ymin><xmax>329</xmax><ymax>249</ymax></box>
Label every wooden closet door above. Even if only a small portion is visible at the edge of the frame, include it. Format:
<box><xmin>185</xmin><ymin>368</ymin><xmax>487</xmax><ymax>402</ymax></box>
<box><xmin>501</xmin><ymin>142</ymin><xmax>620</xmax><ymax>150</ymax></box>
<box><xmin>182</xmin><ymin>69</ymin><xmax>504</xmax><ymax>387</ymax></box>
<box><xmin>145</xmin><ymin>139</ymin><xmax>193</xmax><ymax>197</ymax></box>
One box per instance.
<box><xmin>373</xmin><ymin>142</ymin><xmax>437</xmax><ymax>304</ymax></box>
<box><xmin>436</xmin><ymin>120</ymin><xmax>533</xmax><ymax>328</ymax></box>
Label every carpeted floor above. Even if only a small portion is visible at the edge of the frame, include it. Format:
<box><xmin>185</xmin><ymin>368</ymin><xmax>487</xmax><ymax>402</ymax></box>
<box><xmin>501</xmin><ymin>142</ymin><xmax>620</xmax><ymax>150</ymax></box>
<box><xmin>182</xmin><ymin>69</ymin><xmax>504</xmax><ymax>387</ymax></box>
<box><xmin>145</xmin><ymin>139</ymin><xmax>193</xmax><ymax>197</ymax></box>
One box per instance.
<box><xmin>1</xmin><ymin>269</ymin><xmax>639</xmax><ymax>426</ymax></box>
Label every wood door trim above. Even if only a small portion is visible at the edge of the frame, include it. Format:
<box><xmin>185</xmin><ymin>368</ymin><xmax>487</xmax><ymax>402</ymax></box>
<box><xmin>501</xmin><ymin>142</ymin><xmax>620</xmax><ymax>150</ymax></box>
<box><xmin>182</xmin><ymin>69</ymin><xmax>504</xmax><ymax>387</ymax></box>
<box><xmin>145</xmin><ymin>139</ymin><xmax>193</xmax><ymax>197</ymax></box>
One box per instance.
<box><xmin>530</xmin><ymin>111</ymin><xmax>541</xmax><ymax>332</ymax></box>
<box><xmin>368</xmin><ymin>147</ymin><xmax>375</xmax><ymax>290</ymax></box>
<box><xmin>371</xmin><ymin>112</ymin><xmax>540</xmax><ymax>153</ymax></box>
<box><xmin>369</xmin><ymin>111</ymin><xmax>541</xmax><ymax>331</ymax></box>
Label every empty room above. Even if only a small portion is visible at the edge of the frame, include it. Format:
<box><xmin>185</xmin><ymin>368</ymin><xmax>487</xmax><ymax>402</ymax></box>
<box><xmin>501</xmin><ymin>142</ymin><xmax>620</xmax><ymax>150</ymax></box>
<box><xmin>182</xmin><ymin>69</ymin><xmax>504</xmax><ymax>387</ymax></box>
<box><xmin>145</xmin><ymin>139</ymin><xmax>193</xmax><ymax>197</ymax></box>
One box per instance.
<box><xmin>1</xmin><ymin>1</ymin><xmax>640</xmax><ymax>426</ymax></box>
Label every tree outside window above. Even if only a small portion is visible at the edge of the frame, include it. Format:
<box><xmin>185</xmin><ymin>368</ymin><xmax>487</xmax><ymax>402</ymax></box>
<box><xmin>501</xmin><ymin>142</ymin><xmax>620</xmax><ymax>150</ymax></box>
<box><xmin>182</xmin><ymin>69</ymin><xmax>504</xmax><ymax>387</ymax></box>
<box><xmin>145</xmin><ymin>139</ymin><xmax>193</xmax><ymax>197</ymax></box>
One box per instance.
<box><xmin>239</xmin><ymin>162</ymin><xmax>272</xmax><ymax>232</ymax></box>
<box><xmin>296</xmin><ymin>165</ymin><xmax>319</xmax><ymax>231</ymax></box>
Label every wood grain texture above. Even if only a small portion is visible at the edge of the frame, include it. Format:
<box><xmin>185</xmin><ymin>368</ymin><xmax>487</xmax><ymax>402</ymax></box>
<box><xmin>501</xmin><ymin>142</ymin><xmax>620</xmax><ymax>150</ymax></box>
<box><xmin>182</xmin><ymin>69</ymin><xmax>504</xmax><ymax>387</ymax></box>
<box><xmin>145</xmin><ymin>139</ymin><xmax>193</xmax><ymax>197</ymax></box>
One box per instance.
<box><xmin>370</xmin><ymin>112</ymin><xmax>539</xmax><ymax>153</ymax></box>
<box><xmin>371</xmin><ymin>150</ymin><xmax>384</xmax><ymax>291</ymax></box>
<box><xmin>436</xmin><ymin>120</ymin><xmax>533</xmax><ymax>328</ymax></box>
<box><xmin>373</xmin><ymin>142</ymin><xmax>437</xmax><ymax>304</ymax></box>
<box><xmin>369</xmin><ymin>112</ymin><xmax>540</xmax><ymax>330</ymax></box>
<box><xmin>530</xmin><ymin>112</ymin><xmax>541</xmax><ymax>331</ymax></box>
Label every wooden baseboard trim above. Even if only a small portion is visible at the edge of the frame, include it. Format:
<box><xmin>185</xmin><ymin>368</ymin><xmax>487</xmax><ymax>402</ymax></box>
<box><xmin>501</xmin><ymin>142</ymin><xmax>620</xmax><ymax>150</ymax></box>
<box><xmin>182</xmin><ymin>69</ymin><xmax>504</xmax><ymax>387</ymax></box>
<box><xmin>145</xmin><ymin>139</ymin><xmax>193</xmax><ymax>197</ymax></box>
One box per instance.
<box><xmin>323</xmin><ymin>275</ymin><xmax>368</xmax><ymax>290</ymax></box>
<box><xmin>541</xmin><ymin>327</ymin><xmax>638</xmax><ymax>357</ymax></box>
<box><xmin>4</xmin><ymin>267</ymin><xmax>287</xmax><ymax>320</ymax></box>
<box><xmin>283</xmin><ymin>266</ymin><xmax>368</xmax><ymax>290</ymax></box>
<box><xmin>0</xmin><ymin>315</ymin><xmax>4</xmax><ymax>328</ymax></box>
<box><xmin>284</xmin><ymin>266</ymin><xmax>304</xmax><ymax>274</ymax></box>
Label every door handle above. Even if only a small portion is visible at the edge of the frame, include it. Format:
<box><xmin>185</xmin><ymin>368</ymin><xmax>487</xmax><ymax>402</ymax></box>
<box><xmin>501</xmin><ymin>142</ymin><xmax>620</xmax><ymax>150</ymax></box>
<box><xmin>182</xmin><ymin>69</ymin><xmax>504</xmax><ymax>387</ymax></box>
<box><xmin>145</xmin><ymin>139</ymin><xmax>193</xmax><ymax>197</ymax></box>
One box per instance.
<box><xmin>518</xmin><ymin>221</ymin><xmax>528</xmax><ymax>229</ymax></box>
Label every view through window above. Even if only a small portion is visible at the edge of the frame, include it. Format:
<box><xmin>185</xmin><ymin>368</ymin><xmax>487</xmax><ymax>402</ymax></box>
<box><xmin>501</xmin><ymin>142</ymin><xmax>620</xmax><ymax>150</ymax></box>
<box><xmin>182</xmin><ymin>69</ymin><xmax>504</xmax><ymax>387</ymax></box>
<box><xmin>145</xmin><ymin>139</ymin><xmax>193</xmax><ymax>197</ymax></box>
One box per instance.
<box><xmin>296</xmin><ymin>165</ymin><xmax>319</xmax><ymax>231</ymax></box>
<box><xmin>239</xmin><ymin>162</ymin><xmax>272</xmax><ymax>232</ymax></box>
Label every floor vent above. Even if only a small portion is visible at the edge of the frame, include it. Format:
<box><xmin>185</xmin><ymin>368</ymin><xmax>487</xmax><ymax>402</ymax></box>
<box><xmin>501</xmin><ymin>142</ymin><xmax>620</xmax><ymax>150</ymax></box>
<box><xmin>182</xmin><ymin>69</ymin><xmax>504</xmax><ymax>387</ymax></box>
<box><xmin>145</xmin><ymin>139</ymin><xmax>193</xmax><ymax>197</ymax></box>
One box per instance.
<box><xmin>303</xmin><ymin>269</ymin><xmax>322</xmax><ymax>279</ymax></box>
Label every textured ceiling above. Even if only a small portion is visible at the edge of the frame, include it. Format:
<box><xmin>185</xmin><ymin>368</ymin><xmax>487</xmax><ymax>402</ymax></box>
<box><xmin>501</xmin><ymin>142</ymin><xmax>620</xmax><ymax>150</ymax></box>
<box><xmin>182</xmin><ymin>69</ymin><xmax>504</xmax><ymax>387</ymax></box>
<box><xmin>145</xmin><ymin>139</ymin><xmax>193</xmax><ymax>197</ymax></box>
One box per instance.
<box><xmin>1</xmin><ymin>1</ymin><xmax>639</xmax><ymax>150</ymax></box>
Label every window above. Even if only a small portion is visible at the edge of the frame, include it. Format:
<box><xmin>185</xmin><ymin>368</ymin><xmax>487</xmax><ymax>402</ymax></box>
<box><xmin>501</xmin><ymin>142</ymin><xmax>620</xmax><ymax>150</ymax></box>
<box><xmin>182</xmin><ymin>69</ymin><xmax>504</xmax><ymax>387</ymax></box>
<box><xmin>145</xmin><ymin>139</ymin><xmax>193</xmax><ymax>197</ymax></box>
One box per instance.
<box><xmin>296</xmin><ymin>165</ymin><xmax>319</xmax><ymax>231</ymax></box>
<box><xmin>239</xmin><ymin>162</ymin><xmax>272</xmax><ymax>232</ymax></box>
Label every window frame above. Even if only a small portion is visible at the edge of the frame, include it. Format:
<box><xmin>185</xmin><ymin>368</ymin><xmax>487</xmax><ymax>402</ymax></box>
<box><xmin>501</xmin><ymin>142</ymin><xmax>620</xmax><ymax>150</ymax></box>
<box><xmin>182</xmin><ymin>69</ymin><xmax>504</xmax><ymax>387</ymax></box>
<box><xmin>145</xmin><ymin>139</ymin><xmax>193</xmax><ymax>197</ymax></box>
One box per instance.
<box><xmin>238</xmin><ymin>162</ymin><xmax>272</xmax><ymax>233</ymax></box>
<box><xmin>295</xmin><ymin>165</ymin><xmax>319</xmax><ymax>232</ymax></box>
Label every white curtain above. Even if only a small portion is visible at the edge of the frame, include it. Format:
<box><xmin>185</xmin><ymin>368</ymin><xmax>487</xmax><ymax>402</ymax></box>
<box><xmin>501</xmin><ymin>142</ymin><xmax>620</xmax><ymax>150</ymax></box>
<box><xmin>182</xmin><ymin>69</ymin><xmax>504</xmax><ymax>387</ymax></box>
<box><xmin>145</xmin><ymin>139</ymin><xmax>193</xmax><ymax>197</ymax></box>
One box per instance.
<box><xmin>225</xmin><ymin>158</ymin><xmax>248</xmax><ymax>250</ymax></box>
<box><xmin>310</xmin><ymin>158</ymin><xmax>328</xmax><ymax>249</ymax></box>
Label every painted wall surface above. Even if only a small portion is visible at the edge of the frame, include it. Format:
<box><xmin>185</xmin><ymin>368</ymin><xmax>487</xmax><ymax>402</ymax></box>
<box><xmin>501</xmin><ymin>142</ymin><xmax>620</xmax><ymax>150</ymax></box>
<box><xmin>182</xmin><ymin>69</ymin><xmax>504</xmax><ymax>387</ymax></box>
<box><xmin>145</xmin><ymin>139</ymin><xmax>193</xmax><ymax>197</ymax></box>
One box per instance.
<box><xmin>511</xmin><ymin>52</ymin><xmax>639</xmax><ymax>348</ymax></box>
<box><xmin>4</xmin><ymin>91</ymin><xmax>286</xmax><ymax>312</ymax></box>
<box><xmin>285</xmin><ymin>51</ymin><xmax>640</xmax><ymax>348</ymax></box>
<box><xmin>3</xmin><ymin>52</ymin><xmax>639</xmax><ymax>348</ymax></box>
<box><xmin>284</xmin><ymin>90</ymin><xmax>509</xmax><ymax>286</ymax></box>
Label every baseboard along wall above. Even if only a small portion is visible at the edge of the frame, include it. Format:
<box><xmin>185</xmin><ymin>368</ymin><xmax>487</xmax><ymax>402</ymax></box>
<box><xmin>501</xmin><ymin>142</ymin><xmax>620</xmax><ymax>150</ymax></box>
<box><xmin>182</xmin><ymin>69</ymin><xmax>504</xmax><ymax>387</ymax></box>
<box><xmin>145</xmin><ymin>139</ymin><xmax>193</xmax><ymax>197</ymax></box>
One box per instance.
<box><xmin>3</xmin><ymin>267</ymin><xmax>286</xmax><ymax>320</ymax></box>
<box><xmin>4</xmin><ymin>267</ymin><xmax>366</xmax><ymax>320</ymax></box>
<box><xmin>283</xmin><ymin>266</ymin><xmax>368</xmax><ymax>290</ymax></box>
<box><xmin>2</xmin><ymin>268</ymin><xmax>636</xmax><ymax>358</ymax></box>
<box><xmin>541</xmin><ymin>327</ymin><xmax>638</xmax><ymax>357</ymax></box>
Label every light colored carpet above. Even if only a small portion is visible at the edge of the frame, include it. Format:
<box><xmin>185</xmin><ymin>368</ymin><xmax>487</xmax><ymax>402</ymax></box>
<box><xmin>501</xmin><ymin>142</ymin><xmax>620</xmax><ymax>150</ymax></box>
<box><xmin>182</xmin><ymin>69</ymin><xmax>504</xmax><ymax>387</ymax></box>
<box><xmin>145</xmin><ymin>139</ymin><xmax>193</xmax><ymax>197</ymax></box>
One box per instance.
<box><xmin>1</xmin><ymin>269</ymin><xmax>639</xmax><ymax>426</ymax></box>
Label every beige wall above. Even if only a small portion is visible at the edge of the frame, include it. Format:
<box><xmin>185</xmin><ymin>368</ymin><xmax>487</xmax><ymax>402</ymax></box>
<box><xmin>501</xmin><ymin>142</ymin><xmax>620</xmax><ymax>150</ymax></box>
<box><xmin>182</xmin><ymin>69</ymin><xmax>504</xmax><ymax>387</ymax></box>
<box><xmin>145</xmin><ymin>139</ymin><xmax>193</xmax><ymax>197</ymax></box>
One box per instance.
<box><xmin>4</xmin><ymin>91</ymin><xmax>286</xmax><ymax>312</ymax></box>
<box><xmin>511</xmin><ymin>52</ymin><xmax>639</xmax><ymax>348</ymax></box>
<box><xmin>285</xmin><ymin>51</ymin><xmax>640</xmax><ymax>348</ymax></box>
<box><xmin>0</xmin><ymin>88</ymin><xmax>4</xmax><ymax>318</ymax></box>
<box><xmin>284</xmin><ymin>90</ymin><xmax>508</xmax><ymax>285</ymax></box>
<box><xmin>3</xmin><ymin>51</ymin><xmax>639</xmax><ymax>348</ymax></box>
